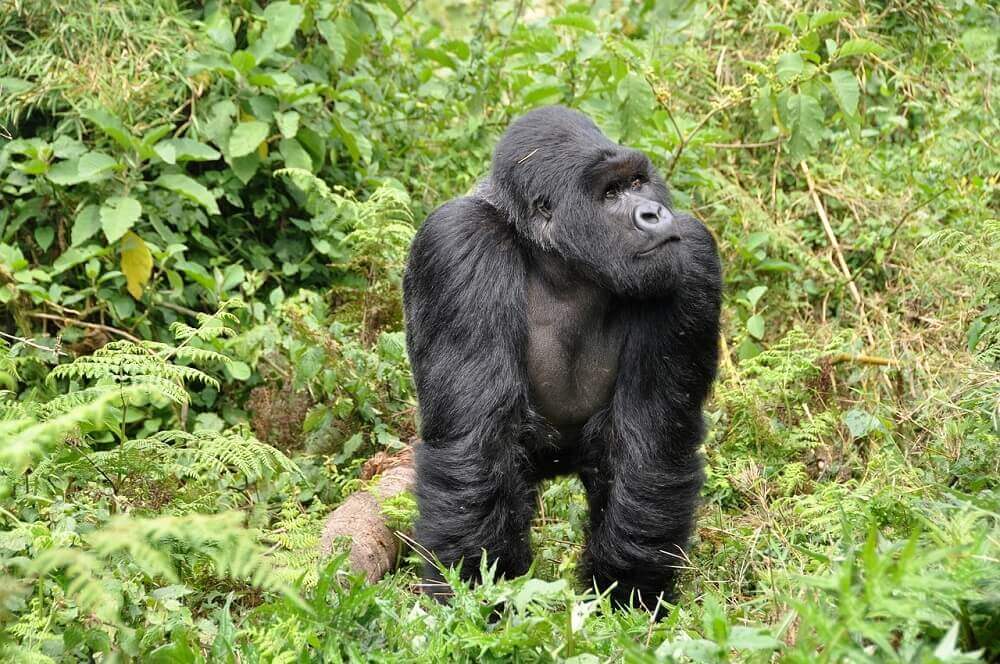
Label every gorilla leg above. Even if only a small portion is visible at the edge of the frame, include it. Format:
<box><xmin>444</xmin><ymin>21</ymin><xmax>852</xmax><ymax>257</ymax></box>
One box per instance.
<box><xmin>415</xmin><ymin>437</ymin><xmax>537</xmax><ymax>595</ymax></box>
<box><xmin>580</xmin><ymin>441</ymin><xmax>703</xmax><ymax>609</ymax></box>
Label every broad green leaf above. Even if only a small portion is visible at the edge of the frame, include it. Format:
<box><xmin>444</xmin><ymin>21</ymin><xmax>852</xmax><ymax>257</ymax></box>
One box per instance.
<box><xmin>746</xmin><ymin>286</ymin><xmax>768</xmax><ymax>309</ymax></box>
<box><xmin>550</xmin><ymin>14</ymin><xmax>597</xmax><ymax>32</ymax></box>
<box><xmin>71</xmin><ymin>205</ymin><xmax>102</xmax><ymax>246</ymax></box>
<box><xmin>843</xmin><ymin>409</ymin><xmax>883</xmax><ymax>439</ymax></box>
<box><xmin>229</xmin><ymin>121</ymin><xmax>270</xmax><ymax>158</ymax></box>
<box><xmin>46</xmin><ymin>151</ymin><xmax>117</xmax><ymax>185</ymax></box>
<box><xmin>251</xmin><ymin>1</ymin><xmax>304</xmax><ymax>61</ymax></box>
<box><xmin>827</xmin><ymin>70</ymin><xmax>859</xmax><ymax>117</ymax></box>
<box><xmin>746</xmin><ymin>314</ymin><xmax>765</xmax><ymax>340</ymax></box>
<box><xmin>275</xmin><ymin>111</ymin><xmax>300</xmax><ymax>139</ymax></box>
<box><xmin>230</xmin><ymin>50</ymin><xmax>256</xmax><ymax>74</ymax></box>
<box><xmin>811</xmin><ymin>11</ymin><xmax>849</xmax><ymax>28</ymax></box>
<box><xmin>153</xmin><ymin>138</ymin><xmax>221</xmax><ymax>164</ymax></box>
<box><xmin>776</xmin><ymin>52</ymin><xmax>804</xmax><ymax>82</ymax></box>
<box><xmin>81</xmin><ymin>107</ymin><xmax>134</xmax><ymax>150</ymax></box>
<box><xmin>227</xmin><ymin>361</ymin><xmax>251</xmax><ymax>381</ymax></box>
<box><xmin>205</xmin><ymin>8</ymin><xmax>236</xmax><ymax>52</ymax></box>
<box><xmin>278</xmin><ymin>138</ymin><xmax>312</xmax><ymax>172</ymax></box>
<box><xmin>34</xmin><ymin>226</ymin><xmax>54</xmax><ymax>251</ymax></box>
<box><xmin>784</xmin><ymin>93</ymin><xmax>824</xmax><ymax>162</ymax></box>
<box><xmin>262</xmin><ymin>1</ymin><xmax>304</xmax><ymax>48</ymax></box>
<box><xmin>837</xmin><ymin>38</ymin><xmax>885</xmax><ymax>58</ymax></box>
<box><xmin>120</xmin><ymin>231</ymin><xmax>152</xmax><ymax>299</ymax></box>
<box><xmin>154</xmin><ymin>174</ymin><xmax>220</xmax><ymax>214</ymax></box>
<box><xmin>100</xmin><ymin>196</ymin><xmax>142</xmax><ymax>243</ymax></box>
<box><xmin>523</xmin><ymin>83</ymin><xmax>564</xmax><ymax>106</ymax></box>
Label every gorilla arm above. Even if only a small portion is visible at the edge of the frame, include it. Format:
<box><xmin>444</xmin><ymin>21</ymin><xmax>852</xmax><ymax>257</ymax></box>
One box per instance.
<box><xmin>403</xmin><ymin>197</ymin><xmax>538</xmax><ymax>588</ymax></box>
<box><xmin>580</xmin><ymin>237</ymin><xmax>723</xmax><ymax>607</ymax></box>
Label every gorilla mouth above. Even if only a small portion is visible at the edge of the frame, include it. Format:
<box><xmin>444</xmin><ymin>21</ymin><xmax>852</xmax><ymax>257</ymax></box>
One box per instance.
<box><xmin>635</xmin><ymin>237</ymin><xmax>678</xmax><ymax>258</ymax></box>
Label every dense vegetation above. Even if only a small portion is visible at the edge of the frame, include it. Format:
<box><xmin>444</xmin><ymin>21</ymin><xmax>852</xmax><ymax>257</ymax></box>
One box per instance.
<box><xmin>1</xmin><ymin>0</ymin><xmax>997</xmax><ymax>661</ymax></box>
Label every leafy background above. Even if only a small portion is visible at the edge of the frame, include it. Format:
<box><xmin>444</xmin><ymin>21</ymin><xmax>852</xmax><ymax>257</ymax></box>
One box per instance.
<box><xmin>0</xmin><ymin>0</ymin><xmax>997</xmax><ymax>661</ymax></box>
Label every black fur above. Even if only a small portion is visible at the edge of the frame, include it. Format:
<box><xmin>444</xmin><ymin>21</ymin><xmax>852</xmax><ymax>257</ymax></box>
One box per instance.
<box><xmin>403</xmin><ymin>106</ymin><xmax>722</xmax><ymax>608</ymax></box>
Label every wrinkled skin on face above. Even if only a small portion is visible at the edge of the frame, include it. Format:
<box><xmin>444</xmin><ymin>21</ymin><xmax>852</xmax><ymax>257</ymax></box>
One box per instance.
<box><xmin>487</xmin><ymin>106</ymin><xmax>719</xmax><ymax>299</ymax></box>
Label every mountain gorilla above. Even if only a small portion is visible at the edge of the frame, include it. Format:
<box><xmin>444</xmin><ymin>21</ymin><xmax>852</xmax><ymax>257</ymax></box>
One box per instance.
<box><xmin>403</xmin><ymin>106</ymin><xmax>722</xmax><ymax>608</ymax></box>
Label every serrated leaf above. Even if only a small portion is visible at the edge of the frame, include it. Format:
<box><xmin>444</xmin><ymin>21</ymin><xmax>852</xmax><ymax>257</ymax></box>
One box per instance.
<box><xmin>120</xmin><ymin>231</ymin><xmax>152</xmax><ymax>299</ymax></box>
<box><xmin>229</xmin><ymin>121</ymin><xmax>270</xmax><ymax>158</ymax></box>
<box><xmin>837</xmin><ymin>38</ymin><xmax>885</xmax><ymax>59</ymax></box>
<box><xmin>100</xmin><ymin>196</ymin><xmax>142</xmax><ymax>243</ymax></box>
<box><xmin>72</xmin><ymin>205</ymin><xmax>102</xmax><ymax>246</ymax></box>
<box><xmin>784</xmin><ymin>93</ymin><xmax>824</xmax><ymax>162</ymax></box>
<box><xmin>154</xmin><ymin>174</ymin><xmax>220</xmax><ymax>214</ymax></box>
<box><xmin>827</xmin><ymin>70</ymin><xmax>859</xmax><ymax>117</ymax></box>
<box><xmin>746</xmin><ymin>314</ymin><xmax>765</xmax><ymax>340</ymax></box>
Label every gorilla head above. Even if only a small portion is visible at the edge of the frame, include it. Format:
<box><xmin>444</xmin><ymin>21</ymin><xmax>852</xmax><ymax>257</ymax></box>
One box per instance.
<box><xmin>487</xmin><ymin>106</ymin><xmax>717</xmax><ymax>299</ymax></box>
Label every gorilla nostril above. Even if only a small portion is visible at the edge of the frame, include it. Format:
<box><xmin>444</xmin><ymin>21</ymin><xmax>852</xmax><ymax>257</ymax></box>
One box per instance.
<box><xmin>640</xmin><ymin>210</ymin><xmax>660</xmax><ymax>224</ymax></box>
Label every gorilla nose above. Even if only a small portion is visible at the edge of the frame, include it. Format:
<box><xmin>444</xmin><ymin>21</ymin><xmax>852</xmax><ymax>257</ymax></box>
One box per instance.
<box><xmin>633</xmin><ymin>201</ymin><xmax>680</xmax><ymax>241</ymax></box>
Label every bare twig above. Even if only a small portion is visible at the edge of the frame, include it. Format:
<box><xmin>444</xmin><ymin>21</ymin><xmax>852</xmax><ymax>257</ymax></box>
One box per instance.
<box><xmin>28</xmin><ymin>313</ymin><xmax>143</xmax><ymax>344</ymax></box>
<box><xmin>0</xmin><ymin>330</ymin><xmax>69</xmax><ymax>356</ymax></box>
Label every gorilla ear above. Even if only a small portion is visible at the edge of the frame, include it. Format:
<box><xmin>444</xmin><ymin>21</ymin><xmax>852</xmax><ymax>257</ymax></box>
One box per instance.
<box><xmin>533</xmin><ymin>198</ymin><xmax>552</xmax><ymax>220</ymax></box>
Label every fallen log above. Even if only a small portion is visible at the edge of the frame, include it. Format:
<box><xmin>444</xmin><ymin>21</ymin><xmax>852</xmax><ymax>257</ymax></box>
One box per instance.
<box><xmin>319</xmin><ymin>445</ymin><xmax>416</xmax><ymax>582</ymax></box>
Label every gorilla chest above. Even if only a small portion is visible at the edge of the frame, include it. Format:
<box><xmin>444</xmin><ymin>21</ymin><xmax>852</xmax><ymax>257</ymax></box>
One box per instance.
<box><xmin>525</xmin><ymin>274</ymin><xmax>625</xmax><ymax>438</ymax></box>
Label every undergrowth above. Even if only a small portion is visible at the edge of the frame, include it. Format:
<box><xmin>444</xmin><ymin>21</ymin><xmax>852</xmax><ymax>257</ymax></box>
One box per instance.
<box><xmin>0</xmin><ymin>0</ymin><xmax>997</xmax><ymax>661</ymax></box>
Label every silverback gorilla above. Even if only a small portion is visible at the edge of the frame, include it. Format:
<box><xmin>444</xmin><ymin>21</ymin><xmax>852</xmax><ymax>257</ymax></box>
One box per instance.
<box><xmin>402</xmin><ymin>106</ymin><xmax>722</xmax><ymax>608</ymax></box>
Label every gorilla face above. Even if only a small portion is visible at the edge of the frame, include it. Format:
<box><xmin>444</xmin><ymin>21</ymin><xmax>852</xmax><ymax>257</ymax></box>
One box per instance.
<box><xmin>489</xmin><ymin>106</ymin><xmax>718</xmax><ymax>299</ymax></box>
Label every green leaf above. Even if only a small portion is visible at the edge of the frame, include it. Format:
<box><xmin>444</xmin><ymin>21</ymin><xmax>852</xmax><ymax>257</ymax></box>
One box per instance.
<box><xmin>81</xmin><ymin>107</ymin><xmax>134</xmax><ymax>150</ymax></box>
<box><xmin>205</xmin><ymin>8</ymin><xmax>236</xmax><ymax>52</ymax></box>
<box><xmin>251</xmin><ymin>1</ymin><xmax>304</xmax><ymax>61</ymax></box>
<box><xmin>100</xmin><ymin>196</ymin><xmax>142</xmax><ymax>243</ymax></box>
<box><xmin>227</xmin><ymin>361</ymin><xmax>251</xmax><ymax>381</ymax></box>
<box><xmin>229</xmin><ymin>121</ymin><xmax>270</xmax><ymax>158</ymax></box>
<box><xmin>843</xmin><ymin>409</ymin><xmax>883</xmax><ymax>439</ymax></box>
<box><xmin>810</xmin><ymin>11</ymin><xmax>849</xmax><ymax>29</ymax></box>
<box><xmin>275</xmin><ymin>111</ymin><xmax>300</xmax><ymax>139</ymax></box>
<box><xmin>784</xmin><ymin>93</ymin><xmax>824</xmax><ymax>162</ymax></box>
<box><xmin>550</xmin><ymin>14</ymin><xmax>597</xmax><ymax>32</ymax></box>
<box><xmin>837</xmin><ymin>38</ymin><xmax>885</xmax><ymax>59</ymax></box>
<box><xmin>72</xmin><ymin>205</ymin><xmax>102</xmax><ymax>246</ymax></box>
<box><xmin>746</xmin><ymin>314</ymin><xmax>765</xmax><ymax>340</ymax></box>
<box><xmin>155</xmin><ymin>174</ymin><xmax>220</xmax><ymax>214</ymax></box>
<box><xmin>230</xmin><ymin>50</ymin><xmax>257</xmax><ymax>75</ymax></box>
<box><xmin>46</xmin><ymin>151</ymin><xmax>117</xmax><ymax>185</ymax></box>
<box><xmin>120</xmin><ymin>231</ymin><xmax>152</xmax><ymax>299</ymax></box>
<box><xmin>827</xmin><ymin>70</ymin><xmax>859</xmax><ymax>117</ymax></box>
<box><xmin>278</xmin><ymin>138</ymin><xmax>312</xmax><ymax>172</ymax></box>
<box><xmin>746</xmin><ymin>286</ymin><xmax>768</xmax><ymax>309</ymax></box>
<box><xmin>523</xmin><ymin>83</ymin><xmax>564</xmax><ymax>106</ymax></box>
<box><xmin>34</xmin><ymin>226</ymin><xmax>54</xmax><ymax>251</ymax></box>
<box><xmin>776</xmin><ymin>53</ymin><xmax>804</xmax><ymax>82</ymax></box>
<box><xmin>153</xmin><ymin>138</ymin><xmax>221</xmax><ymax>164</ymax></box>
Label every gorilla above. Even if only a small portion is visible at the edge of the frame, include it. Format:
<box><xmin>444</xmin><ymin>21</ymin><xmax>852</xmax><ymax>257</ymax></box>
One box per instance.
<box><xmin>402</xmin><ymin>105</ymin><xmax>722</xmax><ymax>608</ymax></box>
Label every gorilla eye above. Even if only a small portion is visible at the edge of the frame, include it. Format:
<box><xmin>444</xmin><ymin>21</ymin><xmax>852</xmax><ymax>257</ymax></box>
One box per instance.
<box><xmin>603</xmin><ymin>185</ymin><xmax>620</xmax><ymax>200</ymax></box>
<box><xmin>630</xmin><ymin>177</ymin><xmax>644</xmax><ymax>190</ymax></box>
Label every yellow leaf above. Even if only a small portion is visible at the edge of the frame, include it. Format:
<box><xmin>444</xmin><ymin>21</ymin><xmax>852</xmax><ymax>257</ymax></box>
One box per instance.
<box><xmin>120</xmin><ymin>231</ymin><xmax>152</xmax><ymax>299</ymax></box>
<box><xmin>257</xmin><ymin>140</ymin><xmax>269</xmax><ymax>159</ymax></box>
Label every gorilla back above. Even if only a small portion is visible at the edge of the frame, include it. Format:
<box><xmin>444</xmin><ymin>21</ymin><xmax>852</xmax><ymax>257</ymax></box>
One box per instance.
<box><xmin>403</xmin><ymin>105</ymin><xmax>722</xmax><ymax>608</ymax></box>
